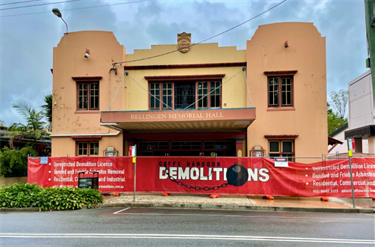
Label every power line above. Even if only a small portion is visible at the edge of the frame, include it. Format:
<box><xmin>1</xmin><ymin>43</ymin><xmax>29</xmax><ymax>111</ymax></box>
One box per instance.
<box><xmin>113</xmin><ymin>0</ymin><xmax>288</xmax><ymax>65</ymax></box>
<box><xmin>0</xmin><ymin>0</ymin><xmax>88</xmax><ymax>11</ymax></box>
<box><xmin>0</xmin><ymin>0</ymin><xmax>149</xmax><ymax>17</ymax></box>
<box><xmin>0</xmin><ymin>0</ymin><xmax>42</xmax><ymax>6</ymax></box>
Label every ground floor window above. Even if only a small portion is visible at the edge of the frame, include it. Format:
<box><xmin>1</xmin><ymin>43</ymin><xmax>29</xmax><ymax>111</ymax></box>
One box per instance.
<box><xmin>77</xmin><ymin>142</ymin><xmax>99</xmax><ymax>156</ymax></box>
<box><xmin>268</xmin><ymin>140</ymin><xmax>294</xmax><ymax>161</ymax></box>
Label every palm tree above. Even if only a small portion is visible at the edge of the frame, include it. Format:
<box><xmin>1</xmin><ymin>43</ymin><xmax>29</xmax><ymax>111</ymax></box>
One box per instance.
<box><xmin>8</xmin><ymin>100</ymin><xmax>49</xmax><ymax>149</ymax></box>
<box><xmin>41</xmin><ymin>94</ymin><xmax>52</xmax><ymax>126</ymax></box>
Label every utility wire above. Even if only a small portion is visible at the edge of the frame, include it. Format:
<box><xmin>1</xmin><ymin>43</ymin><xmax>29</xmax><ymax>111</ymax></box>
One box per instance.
<box><xmin>0</xmin><ymin>0</ymin><xmax>88</xmax><ymax>11</ymax></box>
<box><xmin>0</xmin><ymin>0</ymin><xmax>149</xmax><ymax>17</ymax></box>
<box><xmin>127</xmin><ymin>73</ymin><xmax>173</xmax><ymax>110</ymax></box>
<box><xmin>0</xmin><ymin>0</ymin><xmax>42</xmax><ymax>6</ymax></box>
<box><xmin>112</xmin><ymin>0</ymin><xmax>288</xmax><ymax>65</ymax></box>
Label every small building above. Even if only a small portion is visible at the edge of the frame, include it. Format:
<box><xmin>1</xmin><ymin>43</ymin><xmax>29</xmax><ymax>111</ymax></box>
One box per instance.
<box><xmin>50</xmin><ymin>22</ymin><xmax>327</xmax><ymax>160</ymax></box>
<box><xmin>328</xmin><ymin>123</ymin><xmax>347</xmax><ymax>156</ymax></box>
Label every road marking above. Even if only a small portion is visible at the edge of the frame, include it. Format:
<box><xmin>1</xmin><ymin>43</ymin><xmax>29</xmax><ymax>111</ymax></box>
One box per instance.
<box><xmin>113</xmin><ymin>208</ymin><xmax>129</xmax><ymax>214</ymax></box>
<box><xmin>115</xmin><ymin>212</ymin><xmax>375</xmax><ymax>221</ymax></box>
<box><xmin>0</xmin><ymin>233</ymin><xmax>374</xmax><ymax>244</ymax></box>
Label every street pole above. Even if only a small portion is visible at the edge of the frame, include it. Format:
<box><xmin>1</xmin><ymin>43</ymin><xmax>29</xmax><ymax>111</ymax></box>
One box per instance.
<box><xmin>347</xmin><ymin>139</ymin><xmax>355</xmax><ymax>208</ymax></box>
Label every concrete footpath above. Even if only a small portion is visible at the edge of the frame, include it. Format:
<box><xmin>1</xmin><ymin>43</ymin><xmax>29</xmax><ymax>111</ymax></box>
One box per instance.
<box><xmin>102</xmin><ymin>193</ymin><xmax>375</xmax><ymax>213</ymax></box>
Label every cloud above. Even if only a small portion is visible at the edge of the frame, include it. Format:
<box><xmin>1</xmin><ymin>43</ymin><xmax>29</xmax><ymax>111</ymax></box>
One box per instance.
<box><xmin>0</xmin><ymin>0</ymin><xmax>368</xmax><ymax>126</ymax></box>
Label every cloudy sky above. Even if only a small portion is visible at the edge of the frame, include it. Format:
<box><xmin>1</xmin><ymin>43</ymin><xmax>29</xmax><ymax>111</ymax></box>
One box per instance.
<box><xmin>0</xmin><ymin>0</ymin><xmax>368</xmax><ymax>126</ymax></box>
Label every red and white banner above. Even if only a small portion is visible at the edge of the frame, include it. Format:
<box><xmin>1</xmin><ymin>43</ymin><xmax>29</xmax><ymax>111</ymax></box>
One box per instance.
<box><xmin>28</xmin><ymin>157</ymin><xmax>375</xmax><ymax>197</ymax></box>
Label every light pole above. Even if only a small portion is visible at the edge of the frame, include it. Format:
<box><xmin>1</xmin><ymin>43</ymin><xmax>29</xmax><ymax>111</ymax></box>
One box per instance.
<box><xmin>52</xmin><ymin>8</ymin><xmax>68</xmax><ymax>34</ymax></box>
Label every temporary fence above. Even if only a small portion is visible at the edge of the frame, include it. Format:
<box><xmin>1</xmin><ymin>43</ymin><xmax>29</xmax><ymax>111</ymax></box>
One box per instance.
<box><xmin>28</xmin><ymin>156</ymin><xmax>375</xmax><ymax>198</ymax></box>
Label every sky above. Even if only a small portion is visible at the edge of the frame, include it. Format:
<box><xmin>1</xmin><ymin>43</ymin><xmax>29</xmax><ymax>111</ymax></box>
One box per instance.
<box><xmin>0</xmin><ymin>0</ymin><xmax>369</xmax><ymax>126</ymax></box>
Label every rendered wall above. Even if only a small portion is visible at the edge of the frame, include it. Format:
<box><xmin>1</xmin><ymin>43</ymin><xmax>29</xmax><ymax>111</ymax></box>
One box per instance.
<box><xmin>51</xmin><ymin>31</ymin><xmax>126</xmax><ymax>156</ymax></box>
<box><xmin>124</xmin><ymin>44</ymin><xmax>247</xmax><ymax>111</ymax></box>
<box><xmin>246</xmin><ymin>22</ymin><xmax>327</xmax><ymax>159</ymax></box>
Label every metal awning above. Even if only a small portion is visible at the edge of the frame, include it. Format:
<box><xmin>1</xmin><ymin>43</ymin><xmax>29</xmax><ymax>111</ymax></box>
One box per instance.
<box><xmin>100</xmin><ymin>108</ymin><xmax>256</xmax><ymax>133</ymax></box>
<box><xmin>344</xmin><ymin>125</ymin><xmax>375</xmax><ymax>139</ymax></box>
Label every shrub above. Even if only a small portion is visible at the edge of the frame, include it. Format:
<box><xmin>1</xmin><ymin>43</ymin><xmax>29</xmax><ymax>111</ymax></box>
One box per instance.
<box><xmin>0</xmin><ymin>146</ymin><xmax>36</xmax><ymax>176</ymax></box>
<box><xmin>0</xmin><ymin>183</ymin><xmax>103</xmax><ymax>211</ymax></box>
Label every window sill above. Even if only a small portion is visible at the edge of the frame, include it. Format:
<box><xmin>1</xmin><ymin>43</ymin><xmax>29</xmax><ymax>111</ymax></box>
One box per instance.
<box><xmin>267</xmin><ymin>107</ymin><xmax>295</xmax><ymax>112</ymax></box>
<box><xmin>75</xmin><ymin>110</ymin><xmax>100</xmax><ymax>114</ymax></box>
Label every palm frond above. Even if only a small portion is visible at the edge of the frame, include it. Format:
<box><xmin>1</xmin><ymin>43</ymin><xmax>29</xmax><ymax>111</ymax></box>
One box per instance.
<box><xmin>12</xmin><ymin>100</ymin><xmax>34</xmax><ymax>119</ymax></box>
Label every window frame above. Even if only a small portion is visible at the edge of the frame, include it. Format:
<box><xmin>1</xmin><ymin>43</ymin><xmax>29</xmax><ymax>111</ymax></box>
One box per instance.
<box><xmin>264</xmin><ymin>71</ymin><xmax>297</xmax><ymax>110</ymax></box>
<box><xmin>76</xmin><ymin>141</ymin><xmax>99</xmax><ymax>156</ymax></box>
<box><xmin>148</xmin><ymin>80</ymin><xmax>222</xmax><ymax>110</ymax></box>
<box><xmin>267</xmin><ymin>76</ymin><xmax>294</xmax><ymax>108</ymax></box>
<box><xmin>76</xmin><ymin>81</ymin><xmax>100</xmax><ymax>111</ymax></box>
<box><xmin>268</xmin><ymin>140</ymin><xmax>295</xmax><ymax>161</ymax></box>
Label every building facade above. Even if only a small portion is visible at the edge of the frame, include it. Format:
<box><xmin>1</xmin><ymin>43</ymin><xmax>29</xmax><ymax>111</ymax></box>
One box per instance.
<box><xmin>345</xmin><ymin>70</ymin><xmax>374</xmax><ymax>154</ymax></box>
<box><xmin>51</xmin><ymin>22</ymin><xmax>327</xmax><ymax>160</ymax></box>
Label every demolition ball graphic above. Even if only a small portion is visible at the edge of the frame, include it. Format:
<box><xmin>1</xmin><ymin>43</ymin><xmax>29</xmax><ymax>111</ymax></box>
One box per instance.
<box><xmin>226</xmin><ymin>164</ymin><xmax>249</xmax><ymax>187</ymax></box>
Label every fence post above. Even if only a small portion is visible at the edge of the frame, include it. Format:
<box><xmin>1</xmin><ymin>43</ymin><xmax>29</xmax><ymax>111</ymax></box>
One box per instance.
<box><xmin>133</xmin><ymin>144</ymin><xmax>137</xmax><ymax>203</ymax></box>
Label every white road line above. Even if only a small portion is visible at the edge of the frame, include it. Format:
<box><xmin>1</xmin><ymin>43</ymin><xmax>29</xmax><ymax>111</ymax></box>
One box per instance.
<box><xmin>115</xmin><ymin>212</ymin><xmax>375</xmax><ymax>221</ymax></box>
<box><xmin>0</xmin><ymin>233</ymin><xmax>374</xmax><ymax>244</ymax></box>
<box><xmin>113</xmin><ymin>208</ymin><xmax>130</xmax><ymax>214</ymax></box>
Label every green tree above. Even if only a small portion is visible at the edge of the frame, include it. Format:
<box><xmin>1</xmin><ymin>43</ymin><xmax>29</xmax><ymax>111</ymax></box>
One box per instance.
<box><xmin>41</xmin><ymin>94</ymin><xmax>52</xmax><ymax>126</ymax></box>
<box><xmin>329</xmin><ymin>90</ymin><xmax>348</xmax><ymax>119</ymax></box>
<box><xmin>8</xmin><ymin>100</ymin><xmax>49</xmax><ymax>149</ymax></box>
<box><xmin>327</xmin><ymin>103</ymin><xmax>347</xmax><ymax>135</ymax></box>
<box><xmin>0</xmin><ymin>146</ymin><xmax>36</xmax><ymax>176</ymax></box>
<box><xmin>0</xmin><ymin>120</ymin><xmax>5</xmax><ymax>127</ymax></box>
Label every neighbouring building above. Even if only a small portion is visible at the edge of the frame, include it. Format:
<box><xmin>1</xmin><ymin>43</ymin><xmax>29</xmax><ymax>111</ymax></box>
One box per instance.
<box><xmin>50</xmin><ymin>22</ymin><xmax>327</xmax><ymax>160</ymax></box>
<box><xmin>328</xmin><ymin>123</ymin><xmax>347</xmax><ymax>156</ymax></box>
<box><xmin>345</xmin><ymin>70</ymin><xmax>374</xmax><ymax>155</ymax></box>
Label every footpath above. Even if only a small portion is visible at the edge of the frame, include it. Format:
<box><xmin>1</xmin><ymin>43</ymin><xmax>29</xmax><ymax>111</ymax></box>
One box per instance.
<box><xmin>102</xmin><ymin>193</ymin><xmax>375</xmax><ymax>213</ymax></box>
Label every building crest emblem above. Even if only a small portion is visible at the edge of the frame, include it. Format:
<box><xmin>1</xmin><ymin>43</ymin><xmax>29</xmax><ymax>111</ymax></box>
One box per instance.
<box><xmin>177</xmin><ymin>32</ymin><xmax>191</xmax><ymax>53</ymax></box>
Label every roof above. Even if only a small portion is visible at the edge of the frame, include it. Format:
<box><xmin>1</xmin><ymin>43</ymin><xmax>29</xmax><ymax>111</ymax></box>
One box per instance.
<box><xmin>328</xmin><ymin>136</ymin><xmax>343</xmax><ymax>145</ymax></box>
<box><xmin>329</xmin><ymin>122</ymin><xmax>348</xmax><ymax>137</ymax></box>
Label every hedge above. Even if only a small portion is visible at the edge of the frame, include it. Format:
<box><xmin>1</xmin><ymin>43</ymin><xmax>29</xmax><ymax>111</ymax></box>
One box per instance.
<box><xmin>0</xmin><ymin>183</ymin><xmax>103</xmax><ymax>211</ymax></box>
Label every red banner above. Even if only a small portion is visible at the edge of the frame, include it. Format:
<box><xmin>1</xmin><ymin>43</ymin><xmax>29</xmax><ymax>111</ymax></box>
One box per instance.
<box><xmin>28</xmin><ymin>157</ymin><xmax>375</xmax><ymax>197</ymax></box>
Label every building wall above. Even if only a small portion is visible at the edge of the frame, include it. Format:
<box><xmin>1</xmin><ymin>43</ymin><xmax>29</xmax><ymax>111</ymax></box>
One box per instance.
<box><xmin>0</xmin><ymin>176</ymin><xmax>27</xmax><ymax>188</ymax></box>
<box><xmin>51</xmin><ymin>23</ymin><xmax>327</xmax><ymax>159</ymax></box>
<box><xmin>246</xmin><ymin>22</ymin><xmax>327</xmax><ymax>159</ymax></box>
<box><xmin>51</xmin><ymin>31</ymin><xmax>125</xmax><ymax>156</ymax></box>
<box><xmin>348</xmin><ymin>70</ymin><xmax>373</xmax><ymax>129</ymax></box>
<box><xmin>124</xmin><ymin>44</ymin><xmax>247</xmax><ymax>111</ymax></box>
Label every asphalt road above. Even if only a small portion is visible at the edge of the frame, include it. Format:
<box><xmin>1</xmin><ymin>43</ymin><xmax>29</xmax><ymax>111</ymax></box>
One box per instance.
<box><xmin>0</xmin><ymin>207</ymin><xmax>374</xmax><ymax>246</ymax></box>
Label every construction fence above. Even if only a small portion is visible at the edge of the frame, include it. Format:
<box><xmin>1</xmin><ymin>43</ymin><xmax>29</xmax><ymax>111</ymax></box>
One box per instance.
<box><xmin>28</xmin><ymin>157</ymin><xmax>375</xmax><ymax>198</ymax></box>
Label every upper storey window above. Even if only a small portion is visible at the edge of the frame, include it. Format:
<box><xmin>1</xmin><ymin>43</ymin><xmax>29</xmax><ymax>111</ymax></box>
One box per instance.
<box><xmin>148</xmin><ymin>80</ymin><xmax>222</xmax><ymax>110</ymax></box>
<box><xmin>264</xmin><ymin>71</ymin><xmax>297</xmax><ymax>109</ymax></box>
<box><xmin>78</xmin><ymin>82</ymin><xmax>99</xmax><ymax>110</ymax></box>
<box><xmin>72</xmin><ymin>76</ymin><xmax>102</xmax><ymax>112</ymax></box>
<box><xmin>268</xmin><ymin>77</ymin><xmax>292</xmax><ymax>107</ymax></box>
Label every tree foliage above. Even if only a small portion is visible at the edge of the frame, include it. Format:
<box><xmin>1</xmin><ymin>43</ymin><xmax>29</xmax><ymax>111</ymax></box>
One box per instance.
<box><xmin>41</xmin><ymin>94</ymin><xmax>52</xmax><ymax>126</ymax></box>
<box><xmin>0</xmin><ymin>146</ymin><xmax>36</xmax><ymax>176</ymax></box>
<box><xmin>8</xmin><ymin>100</ymin><xmax>49</xmax><ymax>149</ymax></box>
<box><xmin>329</xmin><ymin>90</ymin><xmax>348</xmax><ymax>119</ymax></box>
<box><xmin>328</xmin><ymin>103</ymin><xmax>347</xmax><ymax>135</ymax></box>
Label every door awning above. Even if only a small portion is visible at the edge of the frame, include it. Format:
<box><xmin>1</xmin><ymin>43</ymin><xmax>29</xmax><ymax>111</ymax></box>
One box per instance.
<box><xmin>100</xmin><ymin>108</ymin><xmax>256</xmax><ymax>133</ymax></box>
